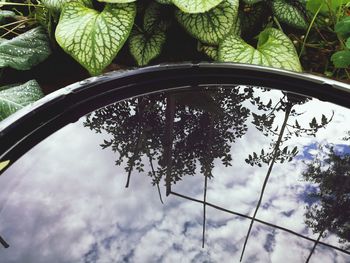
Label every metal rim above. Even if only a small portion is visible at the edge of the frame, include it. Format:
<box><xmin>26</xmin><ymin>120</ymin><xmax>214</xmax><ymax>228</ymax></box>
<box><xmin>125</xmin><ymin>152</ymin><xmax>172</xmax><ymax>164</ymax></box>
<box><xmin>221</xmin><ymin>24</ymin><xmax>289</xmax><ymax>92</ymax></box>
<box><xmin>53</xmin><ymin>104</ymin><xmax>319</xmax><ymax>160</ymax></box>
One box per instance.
<box><xmin>1</xmin><ymin>62</ymin><xmax>350</xmax><ymax>169</ymax></box>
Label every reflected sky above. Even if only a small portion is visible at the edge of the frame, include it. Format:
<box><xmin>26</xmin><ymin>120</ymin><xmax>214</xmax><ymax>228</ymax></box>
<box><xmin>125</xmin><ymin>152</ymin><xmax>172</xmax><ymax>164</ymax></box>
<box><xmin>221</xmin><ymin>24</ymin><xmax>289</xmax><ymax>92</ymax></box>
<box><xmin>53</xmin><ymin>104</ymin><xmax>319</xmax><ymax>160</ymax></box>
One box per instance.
<box><xmin>0</xmin><ymin>86</ymin><xmax>349</xmax><ymax>262</ymax></box>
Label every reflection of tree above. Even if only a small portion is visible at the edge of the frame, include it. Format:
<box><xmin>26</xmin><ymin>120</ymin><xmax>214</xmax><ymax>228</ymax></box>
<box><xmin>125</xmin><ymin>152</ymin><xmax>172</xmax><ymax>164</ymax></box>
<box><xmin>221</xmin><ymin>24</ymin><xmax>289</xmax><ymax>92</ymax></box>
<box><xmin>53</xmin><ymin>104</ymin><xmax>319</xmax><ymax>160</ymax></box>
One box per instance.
<box><xmin>302</xmin><ymin>144</ymin><xmax>350</xmax><ymax>261</ymax></box>
<box><xmin>84</xmin><ymin>86</ymin><xmax>340</xmax><ymax>259</ymax></box>
<box><xmin>84</xmin><ymin>87</ymin><xmax>251</xmax><ymax>195</ymax></box>
<box><xmin>240</xmin><ymin>93</ymin><xmax>334</xmax><ymax>262</ymax></box>
<box><xmin>84</xmin><ymin>87</ymin><xmax>251</xmax><ymax>248</ymax></box>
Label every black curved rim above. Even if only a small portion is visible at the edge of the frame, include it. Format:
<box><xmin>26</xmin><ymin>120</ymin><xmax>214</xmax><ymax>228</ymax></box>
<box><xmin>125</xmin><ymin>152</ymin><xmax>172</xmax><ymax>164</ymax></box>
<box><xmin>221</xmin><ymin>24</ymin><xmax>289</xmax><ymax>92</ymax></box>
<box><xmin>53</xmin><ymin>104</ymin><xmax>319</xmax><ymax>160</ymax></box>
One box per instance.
<box><xmin>0</xmin><ymin>62</ymin><xmax>350</xmax><ymax>171</ymax></box>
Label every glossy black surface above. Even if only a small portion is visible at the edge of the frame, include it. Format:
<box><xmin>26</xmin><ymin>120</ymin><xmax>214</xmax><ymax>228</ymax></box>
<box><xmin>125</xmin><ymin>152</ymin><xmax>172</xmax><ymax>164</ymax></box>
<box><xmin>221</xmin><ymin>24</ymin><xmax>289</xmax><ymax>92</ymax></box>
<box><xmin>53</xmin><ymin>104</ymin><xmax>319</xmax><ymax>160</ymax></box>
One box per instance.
<box><xmin>0</xmin><ymin>85</ymin><xmax>349</xmax><ymax>262</ymax></box>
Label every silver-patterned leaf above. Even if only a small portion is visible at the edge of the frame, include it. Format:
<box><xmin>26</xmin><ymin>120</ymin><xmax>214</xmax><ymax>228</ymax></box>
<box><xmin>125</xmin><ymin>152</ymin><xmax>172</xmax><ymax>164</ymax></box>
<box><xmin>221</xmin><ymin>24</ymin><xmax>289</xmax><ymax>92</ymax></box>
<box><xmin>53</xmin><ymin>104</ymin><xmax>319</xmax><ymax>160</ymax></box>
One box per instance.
<box><xmin>272</xmin><ymin>0</ymin><xmax>308</xmax><ymax>30</ymax></box>
<box><xmin>144</xmin><ymin>2</ymin><xmax>170</xmax><ymax>32</ymax></box>
<box><xmin>242</xmin><ymin>0</ymin><xmax>263</xmax><ymax>3</ymax></box>
<box><xmin>0</xmin><ymin>80</ymin><xmax>44</xmax><ymax>121</ymax></box>
<box><xmin>129</xmin><ymin>28</ymin><xmax>166</xmax><ymax>66</ymax></box>
<box><xmin>219</xmin><ymin>28</ymin><xmax>302</xmax><ymax>72</ymax></box>
<box><xmin>42</xmin><ymin>0</ymin><xmax>91</xmax><ymax>13</ymax></box>
<box><xmin>98</xmin><ymin>0</ymin><xmax>136</xmax><ymax>3</ymax></box>
<box><xmin>172</xmin><ymin>0</ymin><xmax>224</xmax><ymax>13</ymax></box>
<box><xmin>197</xmin><ymin>42</ymin><xmax>218</xmax><ymax>60</ymax></box>
<box><xmin>0</xmin><ymin>27</ymin><xmax>51</xmax><ymax>70</ymax></box>
<box><xmin>176</xmin><ymin>0</ymin><xmax>239</xmax><ymax>45</ymax></box>
<box><xmin>156</xmin><ymin>0</ymin><xmax>172</xmax><ymax>4</ymax></box>
<box><xmin>55</xmin><ymin>1</ymin><xmax>136</xmax><ymax>75</ymax></box>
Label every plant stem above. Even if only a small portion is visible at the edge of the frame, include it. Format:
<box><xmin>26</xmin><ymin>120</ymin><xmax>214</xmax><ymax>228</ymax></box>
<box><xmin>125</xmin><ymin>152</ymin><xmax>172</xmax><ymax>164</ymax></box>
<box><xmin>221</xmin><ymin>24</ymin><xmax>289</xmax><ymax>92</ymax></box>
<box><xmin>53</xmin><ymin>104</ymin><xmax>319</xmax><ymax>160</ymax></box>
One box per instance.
<box><xmin>0</xmin><ymin>19</ymin><xmax>32</xmax><ymax>29</ymax></box>
<box><xmin>299</xmin><ymin>5</ymin><xmax>323</xmax><ymax>58</ymax></box>
<box><xmin>1</xmin><ymin>21</ymin><xmax>27</xmax><ymax>38</ymax></box>
<box><xmin>0</xmin><ymin>2</ymin><xmax>42</xmax><ymax>7</ymax></box>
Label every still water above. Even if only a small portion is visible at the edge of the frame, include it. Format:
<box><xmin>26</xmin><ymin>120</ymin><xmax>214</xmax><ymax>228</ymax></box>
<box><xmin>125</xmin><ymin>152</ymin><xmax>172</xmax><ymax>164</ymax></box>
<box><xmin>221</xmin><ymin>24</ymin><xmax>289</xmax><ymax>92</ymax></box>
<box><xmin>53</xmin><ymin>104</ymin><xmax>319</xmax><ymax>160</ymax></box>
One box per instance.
<box><xmin>0</xmin><ymin>85</ymin><xmax>349</xmax><ymax>262</ymax></box>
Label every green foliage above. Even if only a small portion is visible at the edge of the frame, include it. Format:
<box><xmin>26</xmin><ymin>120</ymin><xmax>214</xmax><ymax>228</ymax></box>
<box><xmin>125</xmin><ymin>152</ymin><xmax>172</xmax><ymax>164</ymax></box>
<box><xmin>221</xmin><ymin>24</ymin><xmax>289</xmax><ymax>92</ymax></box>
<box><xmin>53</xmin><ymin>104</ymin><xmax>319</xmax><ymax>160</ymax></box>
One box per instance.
<box><xmin>0</xmin><ymin>27</ymin><xmax>51</xmax><ymax>70</ymax></box>
<box><xmin>172</xmin><ymin>0</ymin><xmax>224</xmax><ymax>13</ymax></box>
<box><xmin>99</xmin><ymin>0</ymin><xmax>137</xmax><ymax>3</ymax></box>
<box><xmin>306</xmin><ymin>0</ymin><xmax>350</xmax><ymax>14</ymax></box>
<box><xmin>335</xmin><ymin>16</ymin><xmax>350</xmax><ymax>38</ymax></box>
<box><xmin>42</xmin><ymin>0</ymin><xmax>92</xmax><ymax>13</ymax></box>
<box><xmin>197</xmin><ymin>42</ymin><xmax>218</xmax><ymax>60</ymax></box>
<box><xmin>332</xmin><ymin>16</ymin><xmax>350</xmax><ymax>69</ymax></box>
<box><xmin>242</xmin><ymin>0</ymin><xmax>262</xmax><ymax>4</ymax></box>
<box><xmin>0</xmin><ymin>80</ymin><xmax>44</xmax><ymax>120</ymax></box>
<box><xmin>156</xmin><ymin>0</ymin><xmax>172</xmax><ymax>4</ymax></box>
<box><xmin>331</xmin><ymin>50</ymin><xmax>350</xmax><ymax>68</ymax></box>
<box><xmin>175</xmin><ymin>0</ymin><xmax>239</xmax><ymax>45</ymax></box>
<box><xmin>0</xmin><ymin>10</ymin><xmax>14</xmax><ymax>23</ymax></box>
<box><xmin>129</xmin><ymin>2</ymin><xmax>168</xmax><ymax>66</ymax></box>
<box><xmin>129</xmin><ymin>28</ymin><xmax>166</xmax><ymax>66</ymax></box>
<box><xmin>219</xmin><ymin>28</ymin><xmax>302</xmax><ymax>72</ymax></box>
<box><xmin>0</xmin><ymin>0</ymin><xmax>349</xmax><ymax>121</ymax></box>
<box><xmin>271</xmin><ymin>0</ymin><xmax>308</xmax><ymax>29</ymax></box>
<box><xmin>55</xmin><ymin>1</ymin><xmax>136</xmax><ymax>75</ymax></box>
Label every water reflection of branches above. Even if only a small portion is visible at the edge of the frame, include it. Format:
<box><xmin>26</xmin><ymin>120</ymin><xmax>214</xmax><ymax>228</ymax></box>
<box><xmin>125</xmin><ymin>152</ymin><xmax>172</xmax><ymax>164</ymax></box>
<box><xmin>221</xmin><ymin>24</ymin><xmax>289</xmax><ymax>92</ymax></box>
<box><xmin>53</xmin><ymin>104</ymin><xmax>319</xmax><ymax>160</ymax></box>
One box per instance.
<box><xmin>84</xmin><ymin>86</ymin><xmax>251</xmax><ymax>196</ymax></box>
<box><xmin>240</xmin><ymin>93</ymin><xmax>334</xmax><ymax>262</ymax></box>
<box><xmin>84</xmin><ymin>87</ymin><xmax>340</xmax><ymax>260</ymax></box>
<box><xmin>0</xmin><ymin>234</ymin><xmax>9</xmax><ymax>248</ymax></box>
<box><xmin>170</xmin><ymin>191</ymin><xmax>350</xmax><ymax>256</ymax></box>
<box><xmin>302</xmin><ymin>142</ymin><xmax>350</xmax><ymax>261</ymax></box>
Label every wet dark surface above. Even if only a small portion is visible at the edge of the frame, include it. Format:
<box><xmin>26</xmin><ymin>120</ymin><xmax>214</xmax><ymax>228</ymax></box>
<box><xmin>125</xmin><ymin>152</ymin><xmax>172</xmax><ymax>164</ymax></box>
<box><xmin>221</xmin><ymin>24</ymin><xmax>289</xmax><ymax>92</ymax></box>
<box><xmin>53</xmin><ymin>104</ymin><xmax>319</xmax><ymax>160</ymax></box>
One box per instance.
<box><xmin>0</xmin><ymin>85</ymin><xmax>349</xmax><ymax>262</ymax></box>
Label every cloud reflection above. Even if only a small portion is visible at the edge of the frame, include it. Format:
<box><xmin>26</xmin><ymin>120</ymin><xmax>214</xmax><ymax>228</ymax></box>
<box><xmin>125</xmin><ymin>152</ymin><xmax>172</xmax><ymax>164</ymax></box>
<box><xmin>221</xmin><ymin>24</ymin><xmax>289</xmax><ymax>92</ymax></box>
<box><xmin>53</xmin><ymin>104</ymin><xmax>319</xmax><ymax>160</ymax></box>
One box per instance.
<box><xmin>0</xmin><ymin>86</ymin><xmax>349</xmax><ymax>262</ymax></box>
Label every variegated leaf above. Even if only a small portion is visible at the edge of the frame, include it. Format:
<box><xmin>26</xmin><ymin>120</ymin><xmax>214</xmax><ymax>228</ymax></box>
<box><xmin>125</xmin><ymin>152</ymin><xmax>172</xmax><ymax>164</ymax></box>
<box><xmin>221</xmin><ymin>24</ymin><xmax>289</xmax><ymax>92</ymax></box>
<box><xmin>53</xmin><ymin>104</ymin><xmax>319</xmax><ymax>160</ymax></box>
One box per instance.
<box><xmin>198</xmin><ymin>42</ymin><xmax>218</xmax><ymax>60</ymax></box>
<box><xmin>156</xmin><ymin>0</ymin><xmax>172</xmax><ymax>4</ymax></box>
<box><xmin>144</xmin><ymin>2</ymin><xmax>171</xmax><ymax>32</ymax></box>
<box><xmin>55</xmin><ymin>1</ymin><xmax>136</xmax><ymax>75</ymax></box>
<box><xmin>239</xmin><ymin>2</ymin><xmax>265</xmax><ymax>35</ymax></box>
<box><xmin>129</xmin><ymin>28</ymin><xmax>166</xmax><ymax>66</ymax></box>
<box><xmin>172</xmin><ymin>0</ymin><xmax>224</xmax><ymax>13</ymax></box>
<box><xmin>219</xmin><ymin>28</ymin><xmax>302</xmax><ymax>72</ymax></box>
<box><xmin>0</xmin><ymin>27</ymin><xmax>51</xmax><ymax>70</ymax></box>
<box><xmin>175</xmin><ymin>0</ymin><xmax>239</xmax><ymax>45</ymax></box>
<box><xmin>272</xmin><ymin>0</ymin><xmax>308</xmax><ymax>30</ymax></box>
<box><xmin>242</xmin><ymin>0</ymin><xmax>263</xmax><ymax>3</ymax></box>
<box><xmin>0</xmin><ymin>80</ymin><xmax>44</xmax><ymax>121</ymax></box>
<box><xmin>98</xmin><ymin>0</ymin><xmax>136</xmax><ymax>3</ymax></box>
<box><xmin>42</xmin><ymin>0</ymin><xmax>91</xmax><ymax>13</ymax></box>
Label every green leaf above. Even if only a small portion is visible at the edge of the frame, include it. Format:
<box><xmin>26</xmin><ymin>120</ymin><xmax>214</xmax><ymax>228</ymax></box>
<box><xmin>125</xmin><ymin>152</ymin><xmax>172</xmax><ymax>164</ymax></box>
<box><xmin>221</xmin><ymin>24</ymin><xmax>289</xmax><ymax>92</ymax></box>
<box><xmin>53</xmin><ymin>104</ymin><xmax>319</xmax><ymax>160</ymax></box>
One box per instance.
<box><xmin>331</xmin><ymin>50</ymin><xmax>350</xmax><ymax>68</ymax></box>
<box><xmin>239</xmin><ymin>2</ymin><xmax>264</xmax><ymax>35</ymax></box>
<box><xmin>197</xmin><ymin>41</ymin><xmax>218</xmax><ymax>60</ymax></box>
<box><xmin>0</xmin><ymin>10</ymin><xmax>15</xmax><ymax>24</ymax></box>
<box><xmin>335</xmin><ymin>17</ymin><xmax>350</xmax><ymax>38</ymax></box>
<box><xmin>306</xmin><ymin>0</ymin><xmax>350</xmax><ymax>14</ymax></box>
<box><xmin>144</xmin><ymin>2</ymin><xmax>170</xmax><ymax>32</ymax></box>
<box><xmin>175</xmin><ymin>0</ymin><xmax>239</xmax><ymax>45</ymax></box>
<box><xmin>242</xmin><ymin>0</ymin><xmax>262</xmax><ymax>3</ymax></box>
<box><xmin>0</xmin><ymin>27</ymin><xmax>51</xmax><ymax>70</ymax></box>
<box><xmin>346</xmin><ymin>37</ymin><xmax>350</xmax><ymax>49</ymax></box>
<box><xmin>0</xmin><ymin>80</ymin><xmax>44</xmax><ymax>121</ymax></box>
<box><xmin>129</xmin><ymin>28</ymin><xmax>166</xmax><ymax>66</ymax></box>
<box><xmin>218</xmin><ymin>28</ymin><xmax>302</xmax><ymax>72</ymax></box>
<box><xmin>0</xmin><ymin>160</ymin><xmax>10</xmax><ymax>172</ymax></box>
<box><xmin>172</xmin><ymin>0</ymin><xmax>224</xmax><ymax>13</ymax></box>
<box><xmin>42</xmin><ymin>0</ymin><xmax>91</xmax><ymax>13</ymax></box>
<box><xmin>55</xmin><ymin>1</ymin><xmax>136</xmax><ymax>75</ymax></box>
<box><xmin>98</xmin><ymin>0</ymin><xmax>136</xmax><ymax>2</ymax></box>
<box><xmin>272</xmin><ymin>0</ymin><xmax>308</xmax><ymax>30</ymax></box>
<box><xmin>156</xmin><ymin>0</ymin><xmax>172</xmax><ymax>4</ymax></box>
